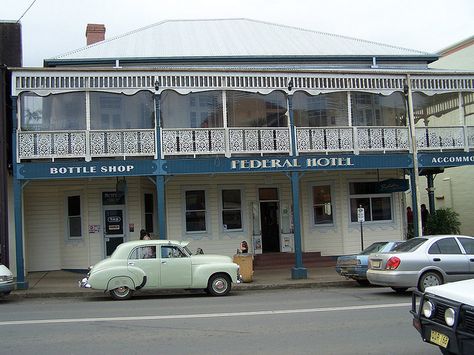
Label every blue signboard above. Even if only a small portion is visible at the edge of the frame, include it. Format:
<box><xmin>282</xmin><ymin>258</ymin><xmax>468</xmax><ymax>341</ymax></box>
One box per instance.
<box><xmin>418</xmin><ymin>152</ymin><xmax>474</xmax><ymax>168</ymax></box>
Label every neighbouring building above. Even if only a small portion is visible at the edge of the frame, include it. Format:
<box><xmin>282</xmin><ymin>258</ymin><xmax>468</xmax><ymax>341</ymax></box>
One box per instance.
<box><xmin>410</xmin><ymin>36</ymin><xmax>474</xmax><ymax>234</ymax></box>
<box><xmin>8</xmin><ymin>19</ymin><xmax>474</xmax><ymax>287</ymax></box>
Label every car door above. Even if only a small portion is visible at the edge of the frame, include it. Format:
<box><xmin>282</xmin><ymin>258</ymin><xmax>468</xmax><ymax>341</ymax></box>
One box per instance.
<box><xmin>427</xmin><ymin>237</ymin><xmax>470</xmax><ymax>282</ymax></box>
<box><xmin>128</xmin><ymin>245</ymin><xmax>160</xmax><ymax>288</ymax></box>
<box><xmin>457</xmin><ymin>237</ymin><xmax>474</xmax><ymax>274</ymax></box>
<box><xmin>159</xmin><ymin>245</ymin><xmax>192</xmax><ymax>288</ymax></box>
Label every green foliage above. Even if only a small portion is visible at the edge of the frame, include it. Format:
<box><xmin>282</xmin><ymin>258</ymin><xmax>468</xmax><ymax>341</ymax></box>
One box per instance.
<box><xmin>425</xmin><ymin>208</ymin><xmax>461</xmax><ymax>235</ymax></box>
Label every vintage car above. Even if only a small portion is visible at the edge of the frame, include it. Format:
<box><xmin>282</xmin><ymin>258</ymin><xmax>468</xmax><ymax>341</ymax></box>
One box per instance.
<box><xmin>79</xmin><ymin>240</ymin><xmax>241</xmax><ymax>300</ymax></box>
<box><xmin>367</xmin><ymin>235</ymin><xmax>474</xmax><ymax>293</ymax></box>
<box><xmin>411</xmin><ymin>279</ymin><xmax>474</xmax><ymax>355</ymax></box>
<box><xmin>335</xmin><ymin>241</ymin><xmax>403</xmax><ymax>284</ymax></box>
<box><xmin>0</xmin><ymin>263</ymin><xmax>15</xmax><ymax>296</ymax></box>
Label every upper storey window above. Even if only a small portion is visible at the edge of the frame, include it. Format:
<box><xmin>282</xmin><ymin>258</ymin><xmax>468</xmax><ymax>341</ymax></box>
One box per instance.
<box><xmin>90</xmin><ymin>91</ymin><xmax>154</xmax><ymax>129</ymax></box>
<box><xmin>293</xmin><ymin>92</ymin><xmax>348</xmax><ymax>127</ymax></box>
<box><xmin>20</xmin><ymin>92</ymin><xmax>86</xmax><ymax>131</ymax></box>
<box><xmin>226</xmin><ymin>91</ymin><xmax>287</xmax><ymax>127</ymax></box>
<box><xmin>351</xmin><ymin>92</ymin><xmax>406</xmax><ymax>126</ymax></box>
<box><xmin>161</xmin><ymin>90</ymin><xmax>223</xmax><ymax>128</ymax></box>
<box><xmin>412</xmin><ymin>92</ymin><xmax>465</xmax><ymax>127</ymax></box>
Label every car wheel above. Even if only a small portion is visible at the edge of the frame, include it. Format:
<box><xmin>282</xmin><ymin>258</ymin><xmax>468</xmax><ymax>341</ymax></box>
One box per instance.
<box><xmin>207</xmin><ymin>274</ymin><xmax>231</xmax><ymax>296</ymax></box>
<box><xmin>391</xmin><ymin>287</ymin><xmax>408</xmax><ymax>293</ymax></box>
<box><xmin>418</xmin><ymin>271</ymin><xmax>443</xmax><ymax>292</ymax></box>
<box><xmin>109</xmin><ymin>286</ymin><xmax>133</xmax><ymax>300</ymax></box>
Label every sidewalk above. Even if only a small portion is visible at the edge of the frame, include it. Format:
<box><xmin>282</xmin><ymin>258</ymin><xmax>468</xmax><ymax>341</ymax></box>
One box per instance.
<box><xmin>9</xmin><ymin>266</ymin><xmax>355</xmax><ymax>299</ymax></box>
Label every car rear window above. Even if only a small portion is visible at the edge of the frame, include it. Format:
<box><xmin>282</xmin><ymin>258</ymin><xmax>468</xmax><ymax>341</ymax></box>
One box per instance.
<box><xmin>360</xmin><ymin>242</ymin><xmax>387</xmax><ymax>255</ymax></box>
<box><xmin>392</xmin><ymin>238</ymin><xmax>427</xmax><ymax>252</ymax></box>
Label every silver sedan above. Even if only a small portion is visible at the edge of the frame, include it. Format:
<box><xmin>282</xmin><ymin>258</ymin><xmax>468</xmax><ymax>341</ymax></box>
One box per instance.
<box><xmin>367</xmin><ymin>235</ymin><xmax>474</xmax><ymax>293</ymax></box>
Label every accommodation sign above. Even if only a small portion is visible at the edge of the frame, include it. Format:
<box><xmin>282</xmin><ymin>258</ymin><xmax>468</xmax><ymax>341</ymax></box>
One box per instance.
<box><xmin>418</xmin><ymin>152</ymin><xmax>474</xmax><ymax>168</ymax></box>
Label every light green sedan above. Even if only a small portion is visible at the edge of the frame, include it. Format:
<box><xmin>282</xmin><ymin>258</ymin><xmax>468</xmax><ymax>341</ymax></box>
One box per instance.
<box><xmin>80</xmin><ymin>240</ymin><xmax>241</xmax><ymax>300</ymax></box>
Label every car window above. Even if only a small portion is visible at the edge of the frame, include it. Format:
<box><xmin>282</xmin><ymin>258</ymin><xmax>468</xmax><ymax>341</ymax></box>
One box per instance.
<box><xmin>458</xmin><ymin>237</ymin><xmax>474</xmax><ymax>254</ymax></box>
<box><xmin>161</xmin><ymin>245</ymin><xmax>187</xmax><ymax>258</ymax></box>
<box><xmin>129</xmin><ymin>246</ymin><xmax>156</xmax><ymax>259</ymax></box>
<box><xmin>360</xmin><ymin>242</ymin><xmax>386</xmax><ymax>255</ymax></box>
<box><xmin>392</xmin><ymin>238</ymin><xmax>427</xmax><ymax>252</ymax></box>
<box><xmin>388</xmin><ymin>242</ymin><xmax>403</xmax><ymax>251</ymax></box>
<box><xmin>428</xmin><ymin>238</ymin><xmax>462</xmax><ymax>255</ymax></box>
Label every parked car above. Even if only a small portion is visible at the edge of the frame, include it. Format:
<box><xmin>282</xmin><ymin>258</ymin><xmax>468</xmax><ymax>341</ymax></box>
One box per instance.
<box><xmin>0</xmin><ymin>263</ymin><xmax>15</xmax><ymax>297</ymax></box>
<box><xmin>335</xmin><ymin>241</ymin><xmax>403</xmax><ymax>284</ymax></box>
<box><xmin>79</xmin><ymin>240</ymin><xmax>241</xmax><ymax>300</ymax></box>
<box><xmin>367</xmin><ymin>235</ymin><xmax>474</xmax><ymax>293</ymax></box>
<box><xmin>411</xmin><ymin>278</ymin><xmax>474</xmax><ymax>355</ymax></box>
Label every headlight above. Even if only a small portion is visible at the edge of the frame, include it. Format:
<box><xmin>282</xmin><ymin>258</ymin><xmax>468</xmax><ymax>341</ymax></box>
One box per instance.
<box><xmin>444</xmin><ymin>308</ymin><xmax>456</xmax><ymax>327</ymax></box>
<box><xmin>422</xmin><ymin>300</ymin><xmax>435</xmax><ymax>318</ymax></box>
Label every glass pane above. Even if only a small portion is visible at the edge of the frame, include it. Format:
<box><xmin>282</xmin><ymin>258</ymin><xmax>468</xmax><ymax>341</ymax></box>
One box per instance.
<box><xmin>186</xmin><ymin>211</ymin><xmax>206</xmax><ymax>232</ymax></box>
<box><xmin>69</xmin><ymin>216</ymin><xmax>82</xmax><ymax>237</ymax></box>
<box><xmin>161</xmin><ymin>90</ymin><xmax>223</xmax><ymax>128</ymax></box>
<box><xmin>145</xmin><ymin>213</ymin><xmax>154</xmax><ymax>233</ymax></box>
<box><xmin>371</xmin><ymin>197</ymin><xmax>392</xmax><ymax>221</ymax></box>
<box><xmin>20</xmin><ymin>92</ymin><xmax>86</xmax><ymax>131</ymax></box>
<box><xmin>350</xmin><ymin>198</ymin><xmax>370</xmax><ymax>222</ymax></box>
<box><xmin>412</xmin><ymin>92</ymin><xmax>460</xmax><ymax>127</ymax></box>
<box><xmin>186</xmin><ymin>190</ymin><xmax>205</xmax><ymax>210</ymax></box>
<box><xmin>227</xmin><ymin>91</ymin><xmax>287</xmax><ymax>127</ymax></box>
<box><xmin>293</xmin><ymin>92</ymin><xmax>348</xmax><ymax>127</ymax></box>
<box><xmin>259</xmin><ymin>188</ymin><xmax>278</xmax><ymax>201</ymax></box>
<box><xmin>68</xmin><ymin>195</ymin><xmax>81</xmax><ymax>216</ymax></box>
<box><xmin>313</xmin><ymin>185</ymin><xmax>333</xmax><ymax>224</ymax></box>
<box><xmin>435</xmin><ymin>238</ymin><xmax>462</xmax><ymax>254</ymax></box>
<box><xmin>90</xmin><ymin>91</ymin><xmax>154</xmax><ymax>129</ymax></box>
<box><xmin>459</xmin><ymin>237</ymin><xmax>474</xmax><ymax>254</ymax></box>
<box><xmin>463</xmin><ymin>92</ymin><xmax>474</xmax><ymax>125</ymax></box>
<box><xmin>144</xmin><ymin>193</ymin><xmax>154</xmax><ymax>213</ymax></box>
<box><xmin>351</xmin><ymin>92</ymin><xmax>406</xmax><ymax>126</ymax></box>
<box><xmin>223</xmin><ymin>210</ymin><xmax>242</xmax><ymax>230</ymax></box>
<box><xmin>222</xmin><ymin>189</ymin><xmax>241</xmax><ymax>209</ymax></box>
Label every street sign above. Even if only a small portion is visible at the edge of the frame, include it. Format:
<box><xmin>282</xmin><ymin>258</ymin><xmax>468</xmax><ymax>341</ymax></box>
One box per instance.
<box><xmin>357</xmin><ymin>207</ymin><xmax>365</xmax><ymax>223</ymax></box>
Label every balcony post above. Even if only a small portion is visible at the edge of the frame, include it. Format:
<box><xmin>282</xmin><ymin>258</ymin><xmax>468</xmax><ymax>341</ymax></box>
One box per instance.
<box><xmin>291</xmin><ymin>171</ymin><xmax>307</xmax><ymax>279</ymax></box>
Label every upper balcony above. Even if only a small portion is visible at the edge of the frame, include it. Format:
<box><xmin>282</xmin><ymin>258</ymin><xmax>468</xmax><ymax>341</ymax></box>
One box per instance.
<box><xmin>12</xmin><ymin>69</ymin><xmax>474</xmax><ymax>162</ymax></box>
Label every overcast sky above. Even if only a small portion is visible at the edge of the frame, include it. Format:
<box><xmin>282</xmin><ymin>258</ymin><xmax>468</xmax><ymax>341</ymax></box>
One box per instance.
<box><xmin>2</xmin><ymin>0</ymin><xmax>473</xmax><ymax>67</ymax></box>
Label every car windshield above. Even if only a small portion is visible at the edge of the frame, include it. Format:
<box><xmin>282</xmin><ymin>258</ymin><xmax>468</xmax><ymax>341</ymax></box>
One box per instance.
<box><xmin>392</xmin><ymin>238</ymin><xmax>427</xmax><ymax>252</ymax></box>
<box><xmin>360</xmin><ymin>242</ymin><xmax>388</xmax><ymax>255</ymax></box>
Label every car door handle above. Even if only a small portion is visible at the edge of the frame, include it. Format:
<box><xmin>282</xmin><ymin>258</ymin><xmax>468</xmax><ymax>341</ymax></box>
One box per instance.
<box><xmin>161</xmin><ymin>261</ymin><xmax>167</xmax><ymax>264</ymax></box>
<box><xmin>128</xmin><ymin>262</ymin><xmax>135</xmax><ymax>266</ymax></box>
<box><xmin>433</xmin><ymin>258</ymin><xmax>441</xmax><ymax>262</ymax></box>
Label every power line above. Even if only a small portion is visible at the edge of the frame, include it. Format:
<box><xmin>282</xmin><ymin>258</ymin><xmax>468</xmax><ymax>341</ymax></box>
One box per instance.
<box><xmin>16</xmin><ymin>0</ymin><xmax>38</xmax><ymax>23</ymax></box>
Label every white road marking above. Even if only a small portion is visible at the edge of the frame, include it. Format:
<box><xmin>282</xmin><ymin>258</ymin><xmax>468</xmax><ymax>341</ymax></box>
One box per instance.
<box><xmin>0</xmin><ymin>302</ymin><xmax>411</xmax><ymax>326</ymax></box>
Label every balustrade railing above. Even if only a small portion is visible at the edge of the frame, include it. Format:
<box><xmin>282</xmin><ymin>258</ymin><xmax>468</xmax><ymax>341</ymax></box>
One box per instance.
<box><xmin>17</xmin><ymin>129</ymin><xmax>156</xmax><ymax>161</ymax></box>
<box><xmin>17</xmin><ymin>126</ymin><xmax>473</xmax><ymax>162</ymax></box>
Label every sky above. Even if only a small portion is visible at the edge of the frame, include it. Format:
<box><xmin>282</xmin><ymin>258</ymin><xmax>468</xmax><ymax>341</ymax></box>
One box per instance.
<box><xmin>2</xmin><ymin>0</ymin><xmax>473</xmax><ymax>67</ymax></box>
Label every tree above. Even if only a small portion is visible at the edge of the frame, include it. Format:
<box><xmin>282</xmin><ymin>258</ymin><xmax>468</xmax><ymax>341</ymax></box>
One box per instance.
<box><xmin>425</xmin><ymin>208</ymin><xmax>461</xmax><ymax>235</ymax></box>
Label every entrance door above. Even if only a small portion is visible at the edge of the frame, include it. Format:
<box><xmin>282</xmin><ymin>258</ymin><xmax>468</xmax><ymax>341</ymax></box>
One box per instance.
<box><xmin>104</xmin><ymin>207</ymin><xmax>126</xmax><ymax>257</ymax></box>
<box><xmin>259</xmin><ymin>188</ymin><xmax>280</xmax><ymax>253</ymax></box>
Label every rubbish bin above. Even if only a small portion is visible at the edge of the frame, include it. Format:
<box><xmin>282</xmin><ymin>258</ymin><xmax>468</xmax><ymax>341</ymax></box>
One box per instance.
<box><xmin>233</xmin><ymin>254</ymin><xmax>254</xmax><ymax>283</ymax></box>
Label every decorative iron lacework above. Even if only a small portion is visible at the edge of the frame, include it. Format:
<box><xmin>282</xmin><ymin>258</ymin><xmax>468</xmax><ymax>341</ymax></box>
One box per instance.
<box><xmin>13</xmin><ymin>70</ymin><xmax>474</xmax><ymax>96</ymax></box>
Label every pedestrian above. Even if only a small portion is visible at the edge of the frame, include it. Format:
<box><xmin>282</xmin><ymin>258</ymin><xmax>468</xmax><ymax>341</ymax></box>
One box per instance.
<box><xmin>421</xmin><ymin>204</ymin><xmax>429</xmax><ymax>234</ymax></box>
<box><xmin>140</xmin><ymin>229</ymin><xmax>152</xmax><ymax>240</ymax></box>
<box><xmin>406</xmin><ymin>206</ymin><xmax>414</xmax><ymax>238</ymax></box>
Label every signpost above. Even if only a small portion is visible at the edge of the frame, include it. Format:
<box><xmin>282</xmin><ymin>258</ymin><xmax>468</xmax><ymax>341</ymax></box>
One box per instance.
<box><xmin>357</xmin><ymin>206</ymin><xmax>365</xmax><ymax>251</ymax></box>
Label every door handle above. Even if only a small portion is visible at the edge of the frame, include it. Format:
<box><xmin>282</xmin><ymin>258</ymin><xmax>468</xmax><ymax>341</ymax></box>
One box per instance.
<box><xmin>128</xmin><ymin>262</ymin><xmax>135</xmax><ymax>266</ymax></box>
<box><xmin>161</xmin><ymin>261</ymin><xmax>167</xmax><ymax>264</ymax></box>
<box><xmin>433</xmin><ymin>258</ymin><xmax>441</xmax><ymax>262</ymax></box>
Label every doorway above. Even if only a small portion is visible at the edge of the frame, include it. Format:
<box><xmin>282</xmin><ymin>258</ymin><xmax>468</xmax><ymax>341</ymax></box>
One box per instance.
<box><xmin>102</xmin><ymin>191</ymin><xmax>126</xmax><ymax>257</ymax></box>
<box><xmin>259</xmin><ymin>188</ymin><xmax>280</xmax><ymax>253</ymax></box>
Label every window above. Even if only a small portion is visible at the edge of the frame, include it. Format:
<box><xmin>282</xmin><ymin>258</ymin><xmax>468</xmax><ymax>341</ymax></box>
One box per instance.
<box><xmin>144</xmin><ymin>193</ymin><xmax>154</xmax><ymax>234</ymax></box>
<box><xmin>312</xmin><ymin>185</ymin><xmax>333</xmax><ymax>225</ymax></box>
<box><xmin>351</xmin><ymin>92</ymin><xmax>406</xmax><ymax>127</ymax></box>
<box><xmin>161</xmin><ymin>245</ymin><xmax>187</xmax><ymax>258</ymax></box>
<box><xmin>428</xmin><ymin>238</ymin><xmax>462</xmax><ymax>255</ymax></box>
<box><xmin>67</xmin><ymin>195</ymin><xmax>82</xmax><ymax>239</ymax></box>
<box><xmin>459</xmin><ymin>237</ymin><xmax>474</xmax><ymax>254</ymax></box>
<box><xmin>185</xmin><ymin>190</ymin><xmax>206</xmax><ymax>232</ymax></box>
<box><xmin>129</xmin><ymin>246</ymin><xmax>156</xmax><ymax>259</ymax></box>
<box><xmin>222</xmin><ymin>189</ymin><xmax>242</xmax><ymax>230</ymax></box>
<box><xmin>349</xmin><ymin>182</ymin><xmax>392</xmax><ymax>222</ymax></box>
<box><xmin>293</xmin><ymin>92</ymin><xmax>348</xmax><ymax>127</ymax></box>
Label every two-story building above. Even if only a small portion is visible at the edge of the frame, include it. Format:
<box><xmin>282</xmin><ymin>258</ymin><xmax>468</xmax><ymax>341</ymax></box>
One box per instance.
<box><xmin>9</xmin><ymin>19</ymin><xmax>474</xmax><ymax>286</ymax></box>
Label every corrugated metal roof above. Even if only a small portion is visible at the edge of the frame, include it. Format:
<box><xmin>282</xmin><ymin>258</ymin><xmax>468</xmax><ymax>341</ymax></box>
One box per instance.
<box><xmin>52</xmin><ymin>18</ymin><xmax>432</xmax><ymax>61</ymax></box>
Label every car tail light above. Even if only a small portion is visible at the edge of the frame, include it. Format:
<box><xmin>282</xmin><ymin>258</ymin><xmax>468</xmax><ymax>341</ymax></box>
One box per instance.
<box><xmin>385</xmin><ymin>256</ymin><xmax>401</xmax><ymax>270</ymax></box>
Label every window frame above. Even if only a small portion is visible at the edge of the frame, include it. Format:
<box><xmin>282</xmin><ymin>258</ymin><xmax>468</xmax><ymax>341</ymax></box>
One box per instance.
<box><xmin>143</xmin><ymin>192</ymin><xmax>156</xmax><ymax>236</ymax></box>
<box><xmin>219</xmin><ymin>187</ymin><xmax>244</xmax><ymax>232</ymax></box>
<box><xmin>183</xmin><ymin>188</ymin><xmax>208</xmax><ymax>235</ymax></box>
<box><xmin>311</xmin><ymin>183</ymin><xmax>335</xmax><ymax>227</ymax></box>
<box><xmin>348</xmin><ymin>181</ymin><xmax>393</xmax><ymax>224</ymax></box>
<box><xmin>65</xmin><ymin>192</ymin><xmax>83</xmax><ymax>240</ymax></box>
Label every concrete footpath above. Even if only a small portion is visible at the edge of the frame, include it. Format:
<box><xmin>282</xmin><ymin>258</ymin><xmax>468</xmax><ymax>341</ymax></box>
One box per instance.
<box><xmin>9</xmin><ymin>266</ymin><xmax>356</xmax><ymax>299</ymax></box>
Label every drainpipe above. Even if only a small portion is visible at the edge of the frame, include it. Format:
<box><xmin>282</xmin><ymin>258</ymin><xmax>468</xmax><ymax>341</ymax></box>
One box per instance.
<box><xmin>287</xmin><ymin>82</ymin><xmax>307</xmax><ymax>279</ymax></box>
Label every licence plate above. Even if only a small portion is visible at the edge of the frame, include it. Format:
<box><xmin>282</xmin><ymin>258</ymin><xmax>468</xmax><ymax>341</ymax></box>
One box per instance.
<box><xmin>371</xmin><ymin>260</ymin><xmax>381</xmax><ymax>269</ymax></box>
<box><xmin>430</xmin><ymin>330</ymin><xmax>449</xmax><ymax>348</ymax></box>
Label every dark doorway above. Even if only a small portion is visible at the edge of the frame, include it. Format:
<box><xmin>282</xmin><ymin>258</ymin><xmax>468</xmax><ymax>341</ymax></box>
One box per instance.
<box><xmin>259</xmin><ymin>187</ymin><xmax>280</xmax><ymax>253</ymax></box>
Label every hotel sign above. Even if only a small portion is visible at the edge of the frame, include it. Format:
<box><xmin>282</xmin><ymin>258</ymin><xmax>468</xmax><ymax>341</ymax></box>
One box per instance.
<box><xmin>230</xmin><ymin>157</ymin><xmax>354</xmax><ymax>170</ymax></box>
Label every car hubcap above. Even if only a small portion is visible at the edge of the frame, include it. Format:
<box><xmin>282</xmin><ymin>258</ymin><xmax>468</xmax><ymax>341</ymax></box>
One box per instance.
<box><xmin>213</xmin><ymin>279</ymin><xmax>226</xmax><ymax>292</ymax></box>
<box><xmin>424</xmin><ymin>275</ymin><xmax>440</xmax><ymax>288</ymax></box>
<box><xmin>116</xmin><ymin>287</ymin><xmax>129</xmax><ymax>296</ymax></box>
